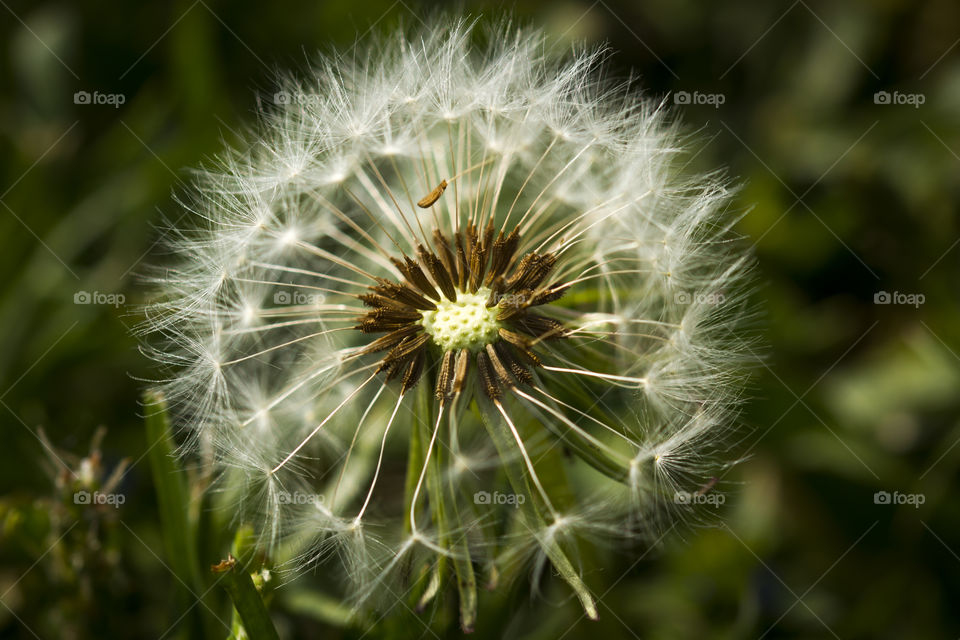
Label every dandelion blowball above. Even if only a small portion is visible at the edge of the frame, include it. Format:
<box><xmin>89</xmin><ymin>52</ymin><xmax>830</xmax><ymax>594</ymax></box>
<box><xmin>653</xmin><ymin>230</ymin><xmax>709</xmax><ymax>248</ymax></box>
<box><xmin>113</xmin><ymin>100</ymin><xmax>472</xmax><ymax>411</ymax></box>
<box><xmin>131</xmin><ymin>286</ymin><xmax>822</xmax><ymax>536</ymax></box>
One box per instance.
<box><xmin>144</xmin><ymin>19</ymin><xmax>754</xmax><ymax>629</ymax></box>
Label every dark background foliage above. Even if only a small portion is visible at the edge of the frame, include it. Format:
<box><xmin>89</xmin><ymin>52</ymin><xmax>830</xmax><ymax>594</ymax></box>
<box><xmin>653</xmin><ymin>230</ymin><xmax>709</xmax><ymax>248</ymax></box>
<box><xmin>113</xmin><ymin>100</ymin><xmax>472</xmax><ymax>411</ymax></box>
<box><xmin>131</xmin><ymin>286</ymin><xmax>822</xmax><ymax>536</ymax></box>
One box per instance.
<box><xmin>0</xmin><ymin>0</ymin><xmax>958</xmax><ymax>638</ymax></box>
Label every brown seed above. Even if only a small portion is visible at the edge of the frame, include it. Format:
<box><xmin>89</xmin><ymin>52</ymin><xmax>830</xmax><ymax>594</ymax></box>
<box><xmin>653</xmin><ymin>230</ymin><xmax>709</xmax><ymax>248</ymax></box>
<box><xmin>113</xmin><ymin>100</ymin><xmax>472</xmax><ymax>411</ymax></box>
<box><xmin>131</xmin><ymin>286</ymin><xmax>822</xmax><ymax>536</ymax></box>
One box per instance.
<box><xmin>505</xmin><ymin>252</ymin><xmax>556</xmax><ymax>293</ymax></box>
<box><xmin>476</xmin><ymin>349</ymin><xmax>501</xmax><ymax>400</ymax></box>
<box><xmin>400</xmin><ymin>351</ymin><xmax>426</xmax><ymax>393</ymax></box>
<box><xmin>452</xmin><ymin>348</ymin><xmax>471</xmax><ymax>395</ymax></box>
<box><xmin>369</xmin><ymin>308</ymin><xmax>422</xmax><ymax>323</ymax></box>
<box><xmin>495</xmin><ymin>341</ymin><xmax>532</xmax><ymax>385</ymax></box>
<box><xmin>498</xmin><ymin>329</ymin><xmax>541</xmax><ymax>366</ymax></box>
<box><xmin>372</xmin><ymin>278</ymin><xmax>436</xmax><ymax>311</ymax></box>
<box><xmin>359</xmin><ymin>293</ymin><xmax>415</xmax><ymax>311</ymax></box>
<box><xmin>435</xmin><ymin>350</ymin><xmax>456</xmax><ymax>399</ymax></box>
<box><xmin>530</xmin><ymin>282</ymin><xmax>570</xmax><ymax>306</ymax></box>
<box><xmin>356</xmin><ymin>325</ymin><xmax>420</xmax><ymax>355</ymax></box>
<box><xmin>355</xmin><ymin>316</ymin><xmax>414</xmax><ymax>333</ymax></box>
<box><xmin>379</xmin><ymin>333</ymin><xmax>430</xmax><ymax>377</ymax></box>
<box><xmin>431</xmin><ymin>230</ymin><xmax>458</xmax><ymax>290</ymax></box>
<box><xmin>485</xmin><ymin>343</ymin><xmax>514</xmax><ymax>389</ymax></box>
<box><xmin>392</xmin><ymin>256</ymin><xmax>439</xmax><ymax>301</ymax></box>
<box><xmin>417</xmin><ymin>179</ymin><xmax>448</xmax><ymax>208</ymax></box>
<box><xmin>417</xmin><ymin>244</ymin><xmax>457</xmax><ymax>300</ymax></box>
<box><xmin>486</xmin><ymin>228</ymin><xmax>521</xmax><ymax>285</ymax></box>
<box><xmin>355</xmin><ymin>221</ymin><xmax>570</xmax><ymax>395</ymax></box>
<box><xmin>454</xmin><ymin>232</ymin><xmax>468</xmax><ymax>290</ymax></box>
<box><xmin>511</xmin><ymin>313</ymin><xmax>568</xmax><ymax>340</ymax></box>
<box><xmin>468</xmin><ymin>222</ymin><xmax>494</xmax><ymax>292</ymax></box>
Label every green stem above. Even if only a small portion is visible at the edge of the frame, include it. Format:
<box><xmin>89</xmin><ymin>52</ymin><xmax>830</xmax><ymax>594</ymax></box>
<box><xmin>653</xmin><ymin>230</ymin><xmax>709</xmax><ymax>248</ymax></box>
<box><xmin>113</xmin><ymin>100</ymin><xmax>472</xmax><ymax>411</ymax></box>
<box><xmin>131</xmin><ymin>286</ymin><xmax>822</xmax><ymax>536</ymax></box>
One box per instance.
<box><xmin>214</xmin><ymin>555</ymin><xmax>280</xmax><ymax>640</ymax></box>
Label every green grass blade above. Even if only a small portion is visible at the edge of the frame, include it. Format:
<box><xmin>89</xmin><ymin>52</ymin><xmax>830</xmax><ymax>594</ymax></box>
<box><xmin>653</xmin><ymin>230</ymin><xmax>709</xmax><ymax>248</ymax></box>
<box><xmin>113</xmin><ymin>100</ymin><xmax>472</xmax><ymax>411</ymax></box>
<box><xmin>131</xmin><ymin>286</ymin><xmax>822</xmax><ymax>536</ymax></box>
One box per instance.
<box><xmin>213</xmin><ymin>556</ymin><xmax>280</xmax><ymax>640</ymax></box>
<box><xmin>144</xmin><ymin>390</ymin><xmax>199</xmax><ymax>586</ymax></box>
<box><xmin>144</xmin><ymin>389</ymin><xmax>223</xmax><ymax>637</ymax></box>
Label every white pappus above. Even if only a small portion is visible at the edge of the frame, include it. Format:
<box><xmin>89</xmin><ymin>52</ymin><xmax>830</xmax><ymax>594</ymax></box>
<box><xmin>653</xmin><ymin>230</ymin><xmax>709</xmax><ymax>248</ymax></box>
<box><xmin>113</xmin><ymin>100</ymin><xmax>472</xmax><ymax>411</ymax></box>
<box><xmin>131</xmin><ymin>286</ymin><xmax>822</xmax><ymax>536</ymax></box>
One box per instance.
<box><xmin>140</xmin><ymin>18</ymin><xmax>756</xmax><ymax>630</ymax></box>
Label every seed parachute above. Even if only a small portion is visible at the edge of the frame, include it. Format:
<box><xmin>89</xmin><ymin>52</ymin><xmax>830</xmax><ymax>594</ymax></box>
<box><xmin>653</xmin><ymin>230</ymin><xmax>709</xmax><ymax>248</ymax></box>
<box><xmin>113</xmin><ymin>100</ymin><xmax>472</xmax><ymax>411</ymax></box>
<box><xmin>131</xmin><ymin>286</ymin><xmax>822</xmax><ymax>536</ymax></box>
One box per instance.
<box><xmin>141</xmin><ymin>18</ymin><xmax>755</xmax><ymax>631</ymax></box>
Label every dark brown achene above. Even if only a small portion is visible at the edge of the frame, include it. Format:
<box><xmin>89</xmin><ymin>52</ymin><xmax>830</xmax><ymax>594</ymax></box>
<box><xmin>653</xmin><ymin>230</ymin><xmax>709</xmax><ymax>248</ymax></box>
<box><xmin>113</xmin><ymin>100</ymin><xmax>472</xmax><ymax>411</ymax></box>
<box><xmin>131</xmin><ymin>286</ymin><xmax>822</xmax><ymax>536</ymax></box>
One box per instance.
<box><xmin>354</xmin><ymin>223</ymin><xmax>570</xmax><ymax>399</ymax></box>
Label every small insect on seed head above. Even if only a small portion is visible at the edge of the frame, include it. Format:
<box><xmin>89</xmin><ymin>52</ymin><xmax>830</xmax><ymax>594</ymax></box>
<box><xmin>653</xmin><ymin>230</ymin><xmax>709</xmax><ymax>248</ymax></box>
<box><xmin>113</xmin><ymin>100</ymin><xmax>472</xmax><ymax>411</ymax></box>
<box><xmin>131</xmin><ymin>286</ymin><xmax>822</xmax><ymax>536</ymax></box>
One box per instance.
<box><xmin>416</xmin><ymin>180</ymin><xmax>448</xmax><ymax>208</ymax></box>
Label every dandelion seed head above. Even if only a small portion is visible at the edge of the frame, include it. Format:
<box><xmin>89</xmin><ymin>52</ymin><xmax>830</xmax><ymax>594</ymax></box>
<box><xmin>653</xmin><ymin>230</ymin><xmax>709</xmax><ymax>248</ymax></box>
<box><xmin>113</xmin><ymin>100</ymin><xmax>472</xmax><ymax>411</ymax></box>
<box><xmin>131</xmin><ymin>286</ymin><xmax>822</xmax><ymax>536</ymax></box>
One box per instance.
<box><xmin>141</xmin><ymin>17</ymin><xmax>755</xmax><ymax>621</ymax></box>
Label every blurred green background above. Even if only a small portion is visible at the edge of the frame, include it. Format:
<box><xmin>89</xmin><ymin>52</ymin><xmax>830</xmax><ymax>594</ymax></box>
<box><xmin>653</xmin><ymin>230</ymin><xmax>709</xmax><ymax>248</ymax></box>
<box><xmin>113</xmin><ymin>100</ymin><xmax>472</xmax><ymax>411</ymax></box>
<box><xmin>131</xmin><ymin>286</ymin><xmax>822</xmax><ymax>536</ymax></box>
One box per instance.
<box><xmin>1</xmin><ymin>0</ymin><xmax>958</xmax><ymax>638</ymax></box>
